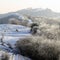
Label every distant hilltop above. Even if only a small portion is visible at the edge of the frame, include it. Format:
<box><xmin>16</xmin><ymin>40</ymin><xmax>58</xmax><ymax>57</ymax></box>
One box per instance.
<box><xmin>0</xmin><ymin>8</ymin><xmax>60</xmax><ymax>18</ymax></box>
<box><xmin>16</xmin><ymin>8</ymin><xmax>60</xmax><ymax>18</ymax></box>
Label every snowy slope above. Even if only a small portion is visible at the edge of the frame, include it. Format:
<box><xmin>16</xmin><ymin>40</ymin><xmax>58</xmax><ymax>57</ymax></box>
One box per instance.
<box><xmin>0</xmin><ymin>24</ymin><xmax>32</xmax><ymax>60</ymax></box>
<box><xmin>0</xmin><ymin>24</ymin><xmax>31</xmax><ymax>46</ymax></box>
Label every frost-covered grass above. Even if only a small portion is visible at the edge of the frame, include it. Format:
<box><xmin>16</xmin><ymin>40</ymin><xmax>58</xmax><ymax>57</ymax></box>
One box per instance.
<box><xmin>30</xmin><ymin>17</ymin><xmax>60</xmax><ymax>40</ymax></box>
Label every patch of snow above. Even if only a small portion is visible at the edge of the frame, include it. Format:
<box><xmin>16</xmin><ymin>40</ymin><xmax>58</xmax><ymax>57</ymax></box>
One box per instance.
<box><xmin>0</xmin><ymin>24</ymin><xmax>31</xmax><ymax>46</ymax></box>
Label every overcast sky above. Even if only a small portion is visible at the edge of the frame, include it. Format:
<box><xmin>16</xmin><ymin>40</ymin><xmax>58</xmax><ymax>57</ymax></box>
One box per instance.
<box><xmin>0</xmin><ymin>0</ymin><xmax>60</xmax><ymax>14</ymax></box>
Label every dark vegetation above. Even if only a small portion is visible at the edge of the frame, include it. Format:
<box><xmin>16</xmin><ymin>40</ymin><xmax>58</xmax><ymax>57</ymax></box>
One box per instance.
<box><xmin>15</xmin><ymin>37</ymin><xmax>60</xmax><ymax>60</ymax></box>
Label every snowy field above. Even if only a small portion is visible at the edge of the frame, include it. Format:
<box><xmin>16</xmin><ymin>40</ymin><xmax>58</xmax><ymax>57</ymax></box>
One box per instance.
<box><xmin>0</xmin><ymin>24</ymin><xmax>31</xmax><ymax>46</ymax></box>
<box><xmin>0</xmin><ymin>24</ymin><xmax>32</xmax><ymax>60</ymax></box>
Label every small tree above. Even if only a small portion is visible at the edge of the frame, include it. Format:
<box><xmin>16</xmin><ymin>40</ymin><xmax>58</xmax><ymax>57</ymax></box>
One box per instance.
<box><xmin>30</xmin><ymin>23</ymin><xmax>39</xmax><ymax>34</ymax></box>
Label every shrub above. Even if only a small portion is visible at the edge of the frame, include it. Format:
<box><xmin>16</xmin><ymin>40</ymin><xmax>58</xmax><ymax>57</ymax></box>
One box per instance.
<box><xmin>9</xmin><ymin>18</ymin><xmax>20</xmax><ymax>25</ymax></box>
<box><xmin>1</xmin><ymin>53</ymin><xmax>9</xmax><ymax>60</ymax></box>
<box><xmin>15</xmin><ymin>37</ymin><xmax>60</xmax><ymax>60</ymax></box>
<box><xmin>21</xmin><ymin>20</ymin><xmax>29</xmax><ymax>26</ymax></box>
<box><xmin>9</xmin><ymin>18</ymin><xmax>29</xmax><ymax>26</ymax></box>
